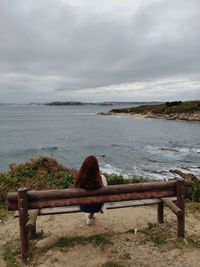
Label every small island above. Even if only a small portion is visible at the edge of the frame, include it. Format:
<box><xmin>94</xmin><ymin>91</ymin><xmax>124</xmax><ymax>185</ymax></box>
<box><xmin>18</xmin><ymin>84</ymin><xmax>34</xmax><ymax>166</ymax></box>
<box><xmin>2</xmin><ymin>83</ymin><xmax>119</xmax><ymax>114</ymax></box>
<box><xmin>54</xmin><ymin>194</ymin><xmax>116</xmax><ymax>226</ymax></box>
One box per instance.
<box><xmin>102</xmin><ymin>100</ymin><xmax>200</xmax><ymax>121</ymax></box>
<box><xmin>44</xmin><ymin>101</ymin><xmax>161</xmax><ymax>106</ymax></box>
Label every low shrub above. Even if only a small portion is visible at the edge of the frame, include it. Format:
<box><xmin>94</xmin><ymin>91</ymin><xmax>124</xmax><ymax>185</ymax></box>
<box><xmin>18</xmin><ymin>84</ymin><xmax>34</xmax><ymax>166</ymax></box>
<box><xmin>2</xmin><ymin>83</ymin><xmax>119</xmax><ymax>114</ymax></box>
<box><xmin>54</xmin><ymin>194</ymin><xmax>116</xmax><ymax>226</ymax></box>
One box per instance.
<box><xmin>191</xmin><ymin>180</ymin><xmax>200</xmax><ymax>202</ymax></box>
<box><xmin>0</xmin><ymin>157</ymin><xmax>76</xmax><ymax>206</ymax></box>
<box><xmin>105</xmin><ymin>173</ymin><xmax>151</xmax><ymax>185</ymax></box>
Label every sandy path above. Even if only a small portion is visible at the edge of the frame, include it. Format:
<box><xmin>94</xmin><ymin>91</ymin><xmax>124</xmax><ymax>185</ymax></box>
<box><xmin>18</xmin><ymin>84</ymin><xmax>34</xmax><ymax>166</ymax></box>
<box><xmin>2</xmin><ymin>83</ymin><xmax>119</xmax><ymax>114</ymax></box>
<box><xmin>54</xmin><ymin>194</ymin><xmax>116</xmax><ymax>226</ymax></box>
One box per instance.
<box><xmin>35</xmin><ymin>206</ymin><xmax>156</xmax><ymax>239</ymax></box>
<box><xmin>0</xmin><ymin>204</ymin><xmax>200</xmax><ymax>266</ymax></box>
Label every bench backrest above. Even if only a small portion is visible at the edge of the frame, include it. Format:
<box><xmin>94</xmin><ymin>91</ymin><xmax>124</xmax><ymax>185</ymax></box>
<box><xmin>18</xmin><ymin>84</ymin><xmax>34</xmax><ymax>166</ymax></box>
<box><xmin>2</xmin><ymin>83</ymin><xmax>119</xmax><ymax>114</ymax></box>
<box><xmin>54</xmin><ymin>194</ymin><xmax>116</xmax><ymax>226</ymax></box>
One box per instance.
<box><xmin>7</xmin><ymin>179</ymin><xmax>191</xmax><ymax>211</ymax></box>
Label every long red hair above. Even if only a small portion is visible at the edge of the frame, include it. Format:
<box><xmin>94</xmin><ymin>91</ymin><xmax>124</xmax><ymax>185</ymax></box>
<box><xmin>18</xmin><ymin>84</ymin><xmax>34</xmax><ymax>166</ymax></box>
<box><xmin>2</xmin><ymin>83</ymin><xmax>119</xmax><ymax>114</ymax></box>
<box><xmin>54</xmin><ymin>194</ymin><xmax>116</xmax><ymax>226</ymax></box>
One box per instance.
<box><xmin>74</xmin><ymin>155</ymin><xmax>103</xmax><ymax>190</ymax></box>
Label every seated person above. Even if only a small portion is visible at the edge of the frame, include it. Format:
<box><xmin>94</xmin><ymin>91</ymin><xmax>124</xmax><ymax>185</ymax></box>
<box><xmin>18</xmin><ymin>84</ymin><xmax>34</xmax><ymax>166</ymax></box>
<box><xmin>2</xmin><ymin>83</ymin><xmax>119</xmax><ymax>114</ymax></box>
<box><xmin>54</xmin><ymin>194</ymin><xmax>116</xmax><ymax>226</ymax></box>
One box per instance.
<box><xmin>74</xmin><ymin>155</ymin><xmax>107</xmax><ymax>225</ymax></box>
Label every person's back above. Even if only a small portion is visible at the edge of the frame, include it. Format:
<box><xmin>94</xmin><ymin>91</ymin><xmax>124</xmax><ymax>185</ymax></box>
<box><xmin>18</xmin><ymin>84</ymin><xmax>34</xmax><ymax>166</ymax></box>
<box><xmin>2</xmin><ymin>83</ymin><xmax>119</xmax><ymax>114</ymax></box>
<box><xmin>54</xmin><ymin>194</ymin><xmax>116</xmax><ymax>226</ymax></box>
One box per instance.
<box><xmin>74</xmin><ymin>155</ymin><xmax>107</xmax><ymax>225</ymax></box>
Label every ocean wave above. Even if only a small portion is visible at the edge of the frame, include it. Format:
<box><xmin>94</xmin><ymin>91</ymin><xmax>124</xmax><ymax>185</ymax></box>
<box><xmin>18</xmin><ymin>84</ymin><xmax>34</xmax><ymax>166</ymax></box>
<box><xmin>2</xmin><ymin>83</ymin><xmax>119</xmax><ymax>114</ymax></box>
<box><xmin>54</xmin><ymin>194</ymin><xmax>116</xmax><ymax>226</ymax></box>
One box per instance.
<box><xmin>40</xmin><ymin>146</ymin><xmax>58</xmax><ymax>152</ymax></box>
<box><xmin>68</xmin><ymin>113</ymin><xmax>96</xmax><ymax>116</ymax></box>
<box><xmin>111</xmin><ymin>144</ymin><xmax>125</xmax><ymax>148</ymax></box>
<box><xmin>141</xmin><ymin>165</ymin><xmax>200</xmax><ymax>180</ymax></box>
<box><xmin>26</xmin><ymin>146</ymin><xmax>58</xmax><ymax>153</ymax></box>
<box><xmin>100</xmin><ymin>160</ymin><xmax>200</xmax><ymax>181</ymax></box>
<box><xmin>135</xmin><ymin>168</ymin><xmax>176</xmax><ymax>180</ymax></box>
<box><xmin>175</xmin><ymin>166</ymin><xmax>200</xmax><ymax>176</ymax></box>
<box><xmin>178</xmin><ymin>148</ymin><xmax>200</xmax><ymax>153</ymax></box>
<box><xmin>145</xmin><ymin>145</ymin><xmax>200</xmax><ymax>155</ymax></box>
<box><xmin>4</xmin><ymin>146</ymin><xmax>59</xmax><ymax>157</ymax></box>
<box><xmin>19</xmin><ymin>146</ymin><xmax>59</xmax><ymax>156</ymax></box>
<box><xmin>100</xmin><ymin>163</ymin><xmax>174</xmax><ymax>180</ymax></box>
<box><xmin>100</xmin><ymin>163</ymin><xmax>129</xmax><ymax>178</ymax></box>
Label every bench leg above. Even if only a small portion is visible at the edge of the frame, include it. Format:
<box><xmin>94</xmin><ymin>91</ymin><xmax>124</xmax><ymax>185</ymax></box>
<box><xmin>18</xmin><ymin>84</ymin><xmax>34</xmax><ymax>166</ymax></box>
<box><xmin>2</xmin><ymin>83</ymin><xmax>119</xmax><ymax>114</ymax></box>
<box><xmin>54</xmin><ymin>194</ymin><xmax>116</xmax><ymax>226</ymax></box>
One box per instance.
<box><xmin>157</xmin><ymin>202</ymin><xmax>164</xmax><ymax>223</ymax></box>
<box><xmin>18</xmin><ymin>188</ymin><xmax>29</xmax><ymax>262</ymax></box>
<box><xmin>29</xmin><ymin>224</ymin><xmax>36</xmax><ymax>239</ymax></box>
<box><xmin>26</xmin><ymin>209</ymin><xmax>39</xmax><ymax>240</ymax></box>
<box><xmin>176</xmin><ymin>179</ymin><xmax>185</xmax><ymax>238</ymax></box>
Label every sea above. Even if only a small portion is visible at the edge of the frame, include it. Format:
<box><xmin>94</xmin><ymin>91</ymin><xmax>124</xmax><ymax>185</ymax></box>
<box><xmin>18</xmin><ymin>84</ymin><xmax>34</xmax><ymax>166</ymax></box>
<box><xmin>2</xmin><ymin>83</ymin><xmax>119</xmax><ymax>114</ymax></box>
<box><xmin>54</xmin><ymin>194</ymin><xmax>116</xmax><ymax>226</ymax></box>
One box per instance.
<box><xmin>1</xmin><ymin>104</ymin><xmax>200</xmax><ymax>180</ymax></box>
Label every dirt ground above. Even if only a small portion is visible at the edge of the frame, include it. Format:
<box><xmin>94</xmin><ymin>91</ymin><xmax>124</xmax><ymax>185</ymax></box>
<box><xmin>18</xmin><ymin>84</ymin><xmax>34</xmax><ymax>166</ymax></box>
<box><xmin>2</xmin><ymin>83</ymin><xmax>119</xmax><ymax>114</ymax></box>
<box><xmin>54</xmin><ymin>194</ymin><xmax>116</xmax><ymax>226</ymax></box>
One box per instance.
<box><xmin>0</xmin><ymin>203</ymin><xmax>200</xmax><ymax>267</ymax></box>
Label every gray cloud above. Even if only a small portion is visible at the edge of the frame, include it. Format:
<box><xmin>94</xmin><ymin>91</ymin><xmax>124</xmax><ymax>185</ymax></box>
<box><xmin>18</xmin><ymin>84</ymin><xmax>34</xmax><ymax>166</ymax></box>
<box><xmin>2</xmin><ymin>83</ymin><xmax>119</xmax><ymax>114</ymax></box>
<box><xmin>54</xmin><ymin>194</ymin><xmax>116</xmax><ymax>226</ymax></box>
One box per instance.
<box><xmin>0</xmin><ymin>0</ymin><xmax>200</xmax><ymax>103</ymax></box>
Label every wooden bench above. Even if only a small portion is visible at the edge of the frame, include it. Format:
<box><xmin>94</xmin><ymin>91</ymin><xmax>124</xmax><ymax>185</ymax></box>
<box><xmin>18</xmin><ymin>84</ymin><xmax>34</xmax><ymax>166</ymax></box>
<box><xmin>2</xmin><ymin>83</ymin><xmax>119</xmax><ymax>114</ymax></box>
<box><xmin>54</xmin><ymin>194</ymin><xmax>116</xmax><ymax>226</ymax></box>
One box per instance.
<box><xmin>7</xmin><ymin>178</ymin><xmax>191</xmax><ymax>262</ymax></box>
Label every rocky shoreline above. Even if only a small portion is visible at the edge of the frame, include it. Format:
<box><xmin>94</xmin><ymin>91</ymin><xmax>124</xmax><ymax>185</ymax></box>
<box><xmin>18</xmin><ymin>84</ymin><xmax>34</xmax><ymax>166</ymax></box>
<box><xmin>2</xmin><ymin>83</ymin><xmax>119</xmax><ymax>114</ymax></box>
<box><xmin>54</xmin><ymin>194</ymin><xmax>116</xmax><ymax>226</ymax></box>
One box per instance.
<box><xmin>143</xmin><ymin>111</ymin><xmax>200</xmax><ymax>121</ymax></box>
<box><xmin>99</xmin><ymin>111</ymin><xmax>200</xmax><ymax>121</ymax></box>
<box><xmin>99</xmin><ymin>100</ymin><xmax>200</xmax><ymax>121</ymax></box>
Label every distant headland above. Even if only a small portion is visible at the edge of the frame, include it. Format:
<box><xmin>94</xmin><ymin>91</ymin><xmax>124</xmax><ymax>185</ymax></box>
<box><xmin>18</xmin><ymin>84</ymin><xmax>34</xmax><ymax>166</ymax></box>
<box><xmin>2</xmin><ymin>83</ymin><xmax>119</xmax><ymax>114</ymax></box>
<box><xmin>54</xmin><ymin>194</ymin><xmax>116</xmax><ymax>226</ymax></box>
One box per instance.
<box><xmin>0</xmin><ymin>101</ymin><xmax>162</xmax><ymax>106</ymax></box>
<box><xmin>100</xmin><ymin>100</ymin><xmax>200</xmax><ymax>121</ymax></box>
<box><xmin>44</xmin><ymin>101</ymin><xmax>161</xmax><ymax>106</ymax></box>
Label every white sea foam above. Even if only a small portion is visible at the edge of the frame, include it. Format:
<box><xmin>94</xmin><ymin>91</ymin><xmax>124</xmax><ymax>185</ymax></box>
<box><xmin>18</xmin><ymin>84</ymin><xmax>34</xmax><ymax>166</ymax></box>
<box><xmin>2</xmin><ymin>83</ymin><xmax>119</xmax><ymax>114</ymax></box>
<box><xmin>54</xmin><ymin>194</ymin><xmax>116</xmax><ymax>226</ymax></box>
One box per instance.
<box><xmin>190</xmin><ymin>148</ymin><xmax>200</xmax><ymax>153</ymax></box>
<box><xmin>100</xmin><ymin>164</ymin><xmax>129</xmax><ymax>178</ymax></box>
<box><xmin>101</xmin><ymin>163</ymin><xmax>173</xmax><ymax>180</ymax></box>
<box><xmin>101</xmin><ymin>160</ymin><xmax>200</xmax><ymax>181</ymax></box>
<box><xmin>40</xmin><ymin>146</ymin><xmax>58</xmax><ymax>151</ymax></box>
<box><xmin>145</xmin><ymin>145</ymin><xmax>200</xmax><ymax>155</ymax></box>
<box><xmin>70</xmin><ymin>113</ymin><xmax>96</xmax><ymax>116</ymax></box>
<box><xmin>176</xmin><ymin>166</ymin><xmax>200</xmax><ymax>177</ymax></box>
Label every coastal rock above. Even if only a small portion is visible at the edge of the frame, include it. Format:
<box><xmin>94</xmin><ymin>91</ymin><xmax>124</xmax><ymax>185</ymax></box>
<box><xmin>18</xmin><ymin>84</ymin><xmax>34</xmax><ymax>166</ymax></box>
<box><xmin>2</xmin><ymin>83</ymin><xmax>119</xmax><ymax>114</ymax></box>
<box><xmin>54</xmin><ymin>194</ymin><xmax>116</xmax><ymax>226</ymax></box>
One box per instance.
<box><xmin>108</xmin><ymin>101</ymin><xmax>200</xmax><ymax>121</ymax></box>
<box><xmin>160</xmin><ymin>147</ymin><xmax>179</xmax><ymax>152</ymax></box>
<box><xmin>144</xmin><ymin>112</ymin><xmax>200</xmax><ymax>121</ymax></box>
<box><xmin>100</xmin><ymin>110</ymin><xmax>200</xmax><ymax>121</ymax></box>
<box><xmin>97</xmin><ymin>112</ymin><xmax>113</xmax><ymax>115</ymax></box>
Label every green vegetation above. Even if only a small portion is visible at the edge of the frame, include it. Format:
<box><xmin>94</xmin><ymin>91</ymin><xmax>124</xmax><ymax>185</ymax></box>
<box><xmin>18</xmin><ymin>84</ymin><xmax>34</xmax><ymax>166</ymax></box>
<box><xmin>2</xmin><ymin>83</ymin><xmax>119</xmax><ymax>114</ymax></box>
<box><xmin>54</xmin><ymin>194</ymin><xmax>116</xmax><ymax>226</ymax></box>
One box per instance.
<box><xmin>0</xmin><ymin>157</ymin><xmax>76</xmax><ymax>207</ymax></box>
<box><xmin>191</xmin><ymin>179</ymin><xmax>200</xmax><ymax>202</ymax></box>
<box><xmin>105</xmin><ymin>173</ymin><xmax>151</xmax><ymax>185</ymax></box>
<box><xmin>127</xmin><ymin>223</ymin><xmax>172</xmax><ymax>246</ymax></box>
<box><xmin>55</xmin><ymin>233</ymin><xmax>111</xmax><ymax>248</ymax></box>
<box><xmin>0</xmin><ymin>157</ymin><xmax>150</xmax><ymax>208</ymax></box>
<box><xmin>0</xmin><ymin>205</ymin><xmax>9</xmax><ymax>219</ymax></box>
<box><xmin>0</xmin><ymin>156</ymin><xmax>199</xmax><ymax>210</ymax></box>
<box><xmin>37</xmin><ymin>233</ymin><xmax>111</xmax><ymax>254</ymax></box>
<box><xmin>110</xmin><ymin>100</ymin><xmax>200</xmax><ymax>115</ymax></box>
<box><xmin>139</xmin><ymin>223</ymin><xmax>169</xmax><ymax>245</ymax></box>
<box><xmin>101</xmin><ymin>261</ymin><xmax>125</xmax><ymax>267</ymax></box>
<box><xmin>3</xmin><ymin>247</ymin><xmax>20</xmax><ymax>267</ymax></box>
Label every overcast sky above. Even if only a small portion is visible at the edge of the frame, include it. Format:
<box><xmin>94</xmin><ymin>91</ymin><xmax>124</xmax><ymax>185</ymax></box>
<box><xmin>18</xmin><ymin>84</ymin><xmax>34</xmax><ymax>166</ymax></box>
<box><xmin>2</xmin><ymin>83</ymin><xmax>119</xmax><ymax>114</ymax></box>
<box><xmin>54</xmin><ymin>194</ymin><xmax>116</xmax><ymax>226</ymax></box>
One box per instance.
<box><xmin>0</xmin><ymin>0</ymin><xmax>200</xmax><ymax>103</ymax></box>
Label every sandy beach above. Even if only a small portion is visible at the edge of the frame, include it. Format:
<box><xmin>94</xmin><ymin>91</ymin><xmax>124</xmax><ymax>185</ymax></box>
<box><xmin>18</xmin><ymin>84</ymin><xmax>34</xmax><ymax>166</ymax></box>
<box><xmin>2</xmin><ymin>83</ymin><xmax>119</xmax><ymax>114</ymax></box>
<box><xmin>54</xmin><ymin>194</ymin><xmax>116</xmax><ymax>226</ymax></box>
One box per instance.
<box><xmin>115</xmin><ymin>113</ymin><xmax>148</xmax><ymax>119</ymax></box>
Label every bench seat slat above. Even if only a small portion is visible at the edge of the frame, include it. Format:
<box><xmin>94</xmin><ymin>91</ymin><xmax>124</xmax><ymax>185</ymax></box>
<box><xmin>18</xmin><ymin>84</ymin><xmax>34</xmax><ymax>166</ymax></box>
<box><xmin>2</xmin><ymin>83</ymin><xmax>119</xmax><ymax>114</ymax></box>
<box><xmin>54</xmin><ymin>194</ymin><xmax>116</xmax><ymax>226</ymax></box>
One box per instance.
<box><xmin>14</xmin><ymin>197</ymin><xmax>177</xmax><ymax>216</ymax></box>
<box><xmin>106</xmin><ymin>197</ymin><xmax>176</xmax><ymax>209</ymax></box>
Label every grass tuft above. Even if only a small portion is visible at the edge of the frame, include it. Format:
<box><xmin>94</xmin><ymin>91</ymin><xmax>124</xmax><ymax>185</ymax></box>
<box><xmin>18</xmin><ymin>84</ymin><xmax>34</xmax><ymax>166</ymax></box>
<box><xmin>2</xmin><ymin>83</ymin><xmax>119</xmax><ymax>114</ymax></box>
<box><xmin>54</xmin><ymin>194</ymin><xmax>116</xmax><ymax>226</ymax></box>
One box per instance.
<box><xmin>0</xmin><ymin>205</ymin><xmax>9</xmax><ymax>220</ymax></box>
<box><xmin>139</xmin><ymin>223</ymin><xmax>168</xmax><ymax>245</ymax></box>
<box><xmin>101</xmin><ymin>261</ymin><xmax>125</xmax><ymax>267</ymax></box>
<box><xmin>37</xmin><ymin>233</ymin><xmax>112</xmax><ymax>254</ymax></box>
<box><xmin>56</xmin><ymin>234</ymin><xmax>111</xmax><ymax>248</ymax></box>
<box><xmin>104</xmin><ymin>173</ymin><xmax>151</xmax><ymax>186</ymax></box>
<box><xmin>191</xmin><ymin>180</ymin><xmax>200</xmax><ymax>202</ymax></box>
<box><xmin>3</xmin><ymin>247</ymin><xmax>20</xmax><ymax>267</ymax></box>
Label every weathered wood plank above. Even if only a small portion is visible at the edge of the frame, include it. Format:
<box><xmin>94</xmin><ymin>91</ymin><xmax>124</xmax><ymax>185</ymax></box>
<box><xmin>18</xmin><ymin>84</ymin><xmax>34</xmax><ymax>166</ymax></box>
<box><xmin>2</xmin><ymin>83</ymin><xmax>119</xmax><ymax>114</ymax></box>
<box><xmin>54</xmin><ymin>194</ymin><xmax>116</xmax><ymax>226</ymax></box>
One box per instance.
<box><xmin>157</xmin><ymin>202</ymin><xmax>164</xmax><ymax>223</ymax></box>
<box><xmin>14</xmin><ymin>197</ymin><xmax>177</xmax><ymax>216</ymax></box>
<box><xmin>26</xmin><ymin>209</ymin><xmax>39</xmax><ymax>239</ymax></box>
<box><xmin>176</xmin><ymin>179</ymin><xmax>185</xmax><ymax>238</ymax></box>
<box><xmin>27</xmin><ymin>189</ymin><xmax>177</xmax><ymax>210</ymax></box>
<box><xmin>7</xmin><ymin>180</ymin><xmax>178</xmax><ymax>203</ymax></box>
<box><xmin>106</xmin><ymin>197</ymin><xmax>176</xmax><ymax>209</ymax></box>
<box><xmin>18</xmin><ymin>188</ymin><xmax>29</xmax><ymax>262</ymax></box>
<box><xmin>8</xmin><ymin>188</ymin><xmax>177</xmax><ymax>210</ymax></box>
<box><xmin>161</xmin><ymin>198</ymin><xmax>182</xmax><ymax>216</ymax></box>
